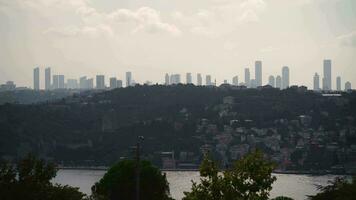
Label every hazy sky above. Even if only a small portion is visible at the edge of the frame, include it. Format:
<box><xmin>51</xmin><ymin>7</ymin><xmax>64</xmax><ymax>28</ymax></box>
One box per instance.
<box><xmin>0</xmin><ymin>0</ymin><xmax>355</xmax><ymax>89</ymax></box>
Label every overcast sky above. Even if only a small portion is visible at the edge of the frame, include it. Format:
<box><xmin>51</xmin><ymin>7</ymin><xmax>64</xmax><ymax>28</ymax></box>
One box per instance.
<box><xmin>0</xmin><ymin>0</ymin><xmax>355</xmax><ymax>89</ymax></box>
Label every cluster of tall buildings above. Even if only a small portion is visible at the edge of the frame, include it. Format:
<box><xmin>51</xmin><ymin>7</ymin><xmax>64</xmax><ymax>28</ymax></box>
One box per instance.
<box><xmin>313</xmin><ymin>60</ymin><xmax>352</xmax><ymax>92</ymax></box>
<box><xmin>31</xmin><ymin>59</ymin><xmax>352</xmax><ymax>91</ymax></box>
<box><xmin>165</xmin><ymin>73</ymin><xmax>216</xmax><ymax>86</ymax></box>
<box><xmin>33</xmin><ymin>67</ymin><xmax>135</xmax><ymax>90</ymax></box>
<box><xmin>165</xmin><ymin>61</ymin><xmax>290</xmax><ymax>90</ymax></box>
<box><xmin>163</xmin><ymin>59</ymin><xmax>352</xmax><ymax>92</ymax></box>
<box><xmin>267</xmin><ymin>66</ymin><xmax>290</xmax><ymax>89</ymax></box>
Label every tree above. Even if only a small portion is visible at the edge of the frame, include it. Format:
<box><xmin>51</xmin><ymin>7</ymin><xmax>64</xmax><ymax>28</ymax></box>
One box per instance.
<box><xmin>0</xmin><ymin>154</ymin><xmax>86</xmax><ymax>200</ymax></box>
<box><xmin>224</xmin><ymin>150</ymin><xmax>277</xmax><ymax>200</ymax></box>
<box><xmin>308</xmin><ymin>177</ymin><xmax>356</xmax><ymax>200</ymax></box>
<box><xmin>183</xmin><ymin>150</ymin><xmax>276</xmax><ymax>200</ymax></box>
<box><xmin>91</xmin><ymin>160</ymin><xmax>173</xmax><ymax>200</ymax></box>
<box><xmin>183</xmin><ymin>155</ymin><xmax>224</xmax><ymax>200</ymax></box>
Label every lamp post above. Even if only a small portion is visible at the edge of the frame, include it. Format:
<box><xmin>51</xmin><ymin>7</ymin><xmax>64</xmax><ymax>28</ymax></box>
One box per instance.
<box><xmin>135</xmin><ymin>136</ymin><xmax>144</xmax><ymax>200</ymax></box>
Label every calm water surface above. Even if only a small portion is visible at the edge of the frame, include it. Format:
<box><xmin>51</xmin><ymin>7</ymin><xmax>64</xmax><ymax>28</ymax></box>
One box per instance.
<box><xmin>53</xmin><ymin>170</ymin><xmax>338</xmax><ymax>200</ymax></box>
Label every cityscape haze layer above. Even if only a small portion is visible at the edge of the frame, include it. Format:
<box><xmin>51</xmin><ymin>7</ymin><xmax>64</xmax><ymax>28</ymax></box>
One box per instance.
<box><xmin>1</xmin><ymin>0</ymin><xmax>356</xmax><ymax>89</ymax></box>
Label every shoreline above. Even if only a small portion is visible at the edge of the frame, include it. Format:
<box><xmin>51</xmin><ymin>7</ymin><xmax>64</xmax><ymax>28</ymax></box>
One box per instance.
<box><xmin>56</xmin><ymin>166</ymin><xmax>353</xmax><ymax>175</ymax></box>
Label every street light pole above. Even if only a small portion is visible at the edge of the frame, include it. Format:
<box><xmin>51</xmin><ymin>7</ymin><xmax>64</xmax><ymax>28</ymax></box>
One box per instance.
<box><xmin>135</xmin><ymin>141</ymin><xmax>140</xmax><ymax>200</ymax></box>
<box><xmin>135</xmin><ymin>136</ymin><xmax>144</xmax><ymax>200</ymax></box>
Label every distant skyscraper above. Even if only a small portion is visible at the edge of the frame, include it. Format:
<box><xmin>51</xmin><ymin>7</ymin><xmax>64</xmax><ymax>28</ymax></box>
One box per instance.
<box><xmin>45</xmin><ymin>67</ymin><xmax>51</xmax><ymax>90</ymax></box>
<box><xmin>282</xmin><ymin>66</ymin><xmax>289</xmax><ymax>89</ymax></box>
<box><xmin>176</xmin><ymin>74</ymin><xmax>181</xmax><ymax>84</ymax></box>
<box><xmin>58</xmin><ymin>75</ymin><xmax>65</xmax><ymax>89</ymax></box>
<box><xmin>223</xmin><ymin>80</ymin><xmax>228</xmax><ymax>84</ymax></box>
<box><xmin>206</xmin><ymin>75</ymin><xmax>212</xmax><ymax>86</ymax></box>
<box><xmin>345</xmin><ymin>81</ymin><xmax>351</xmax><ymax>91</ymax></box>
<box><xmin>276</xmin><ymin>75</ymin><xmax>282</xmax><ymax>89</ymax></box>
<box><xmin>96</xmin><ymin>75</ymin><xmax>105</xmax><ymax>89</ymax></box>
<box><xmin>66</xmin><ymin>79</ymin><xmax>78</xmax><ymax>89</ymax></box>
<box><xmin>87</xmin><ymin>78</ymin><xmax>94</xmax><ymax>89</ymax></box>
<box><xmin>117</xmin><ymin>80</ymin><xmax>123</xmax><ymax>88</ymax></box>
<box><xmin>197</xmin><ymin>73</ymin><xmax>202</xmax><ymax>86</ymax></box>
<box><xmin>126</xmin><ymin>72</ymin><xmax>132</xmax><ymax>87</ymax></box>
<box><xmin>232</xmin><ymin>76</ymin><xmax>239</xmax><ymax>86</ymax></box>
<box><xmin>53</xmin><ymin>75</ymin><xmax>59</xmax><ymax>89</ymax></box>
<box><xmin>255</xmin><ymin>61</ymin><xmax>262</xmax><ymax>87</ymax></box>
<box><xmin>336</xmin><ymin>76</ymin><xmax>341</xmax><ymax>91</ymax></box>
<box><xmin>33</xmin><ymin>67</ymin><xmax>40</xmax><ymax>90</ymax></box>
<box><xmin>79</xmin><ymin>76</ymin><xmax>87</xmax><ymax>89</ymax></box>
<box><xmin>169</xmin><ymin>75</ymin><xmax>174</xmax><ymax>84</ymax></box>
<box><xmin>186</xmin><ymin>73</ymin><xmax>192</xmax><ymax>84</ymax></box>
<box><xmin>313</xmin><ymin>73</ymin><xmax>320</xmax><ymax>91</ymax></box>
<box><xmin>268</xmin><ymin>75</ymin><xmax>275</xmax><ymax>87</ymax></box>
<box><xmin>165</xmin><ymin>73</ymin><xmax>170</xmax><ymax>85</ymax></box>
<box><xmin>110</xmin><ymin>77</ymin><xmax>117</xmax><ymax>89</ymax></box>
<box><xmin>323</xmin><ymin>59</ymin><xmax>332</xmax><ymax>91</ymax></box>
<box><xmin>250</xmin><ymin>79</ymin><xmax>257</xmax><ymax>88</ymax></box>
<box><xmin>170</xmin><ymin>74</ymin><xmax>181</xmax><ymax>84</ymax></box>
<box><xmin>244</xmin><ymin>68</ymin><xmax>250</xmax><ymax>88</ymax></box>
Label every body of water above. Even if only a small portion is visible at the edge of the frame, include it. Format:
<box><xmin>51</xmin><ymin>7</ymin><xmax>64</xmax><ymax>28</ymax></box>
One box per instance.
<box><xmin>53</xmin><ymin>170</ymin><xmax>339</xmax><ymax>200</ymax></box>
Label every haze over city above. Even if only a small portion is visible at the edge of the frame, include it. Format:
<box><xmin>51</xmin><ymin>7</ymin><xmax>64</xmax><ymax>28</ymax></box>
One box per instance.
<box><xmin>2</xmin><ymin>1</ymin><xmax>356</xmax><ymax>200</ymax></box>
<box><xmin>1</xmin><ymin>0</ymin><xmax>356</xmax><ymax>88</ymax></box>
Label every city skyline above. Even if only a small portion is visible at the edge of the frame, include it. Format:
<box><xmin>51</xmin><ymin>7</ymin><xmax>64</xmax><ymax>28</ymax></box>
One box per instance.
<box><xmin>2</xmin><ymin>58</ymin><xmax>351</xmax><ymax>91</ymax></box>
<box><xmin>1</xmin><ymin>0</ymin><xmax>356</xmax><ymax>89</ymax></box>
<box><xmin>2</xmin><ymin>58</ymin><xmax>355</xmax><ymax>90</ymax></box>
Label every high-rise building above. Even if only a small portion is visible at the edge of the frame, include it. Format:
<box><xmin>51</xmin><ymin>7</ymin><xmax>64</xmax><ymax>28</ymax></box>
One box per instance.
<box><xmin>250</xmin><ymin>79</ymin><xmax>257</xmax><ymax>88</ymax></box>
<box><xmin>276</xmin><ymin>75</ymin><xmax>282</xmax><ymax>89</ymax></box>
<box><xmin>244</xmin><ymin>68</ymin><xmax>250</xmax><ymax>88</ymax></box>
<box><xmin>33</xmin><ymin>67</ymin><xmax>40</xmax><ymax>90</ymax></box>
<box><xmin>197</xmin><ymin>74</ymin><xmax>202</xmax><ymax>86</ymax></box>
<box><xmin>58</xmin><ymin>75</ymin><xmax>65</xmax><ymax>89</ymax></box>
<box><xmin>165</xmin><ymin>73</ymin><xmax>170</xmax><ymax>85</ymax></box>
<box><xmin>169</xmin><ymin>75</ymin><xmax>174</xmax><ymax>84</ymax></box>
<box><xmin>126</xmin><ymin>72</ymin><xmax>132</xmax><ymax>87</ymax></box>
<box><xmin>255</xmin><ymin>61</ymin><xmax>262</xmax><ymax>87</ymax></box>
<box><xmin>87</xmin><ymin>78</ymin><xmax>94</xmax><ymax>89</ymax></box>
<box><xmin>53</xmin><ymin>75</ymin><xmax>59</xmax><ymax>89</ymax></box>
<box><xmin>110</xmin><ymin>77</ymin><xmax>117</xmax><ymax>89</ymax></box>
<box><xmin>323</xmin><ymin>59</ymin><xmax>332</xmax><ymax>91</ymax></box>
<box><xmin>117</xmin><ymin>80</ymin><xmax>123</xmax><ymax>88</ymax></box>
<box><xmin>186</xmin><ymin>73</ymin><xmax>192</xmax><ymax>84</ymax></box>
<box><xmin>66</xmin><ymin>79</ymin><xmax>78</xmax><ymax>89</ymax></box>
<box><xmin>45</xmin><ymin>67</ymin><xmax>51</xmax><ymax>90</ymax></box>
<box><xmin>170</xmin><ymin>74</ymin><xmax>181</xmax><ymax>84</ymax></box>
<box><xmin>206</xmin><ymin>75</ymin><xmax>212</xmax><ymax>86</ymax></box>
<box><xmin>268</xmin><ymin>75</ymin><xmax>275</xmax><ymax>87</ymax></box>
<box><xmin>96</xmin><ymin>75</ymin><xmax>105</xmax><ymax>89</ymax></box>
<box><xmin>79</xmin><ymin>76</ymin><xmax>87</xmax><ymax>89</ymax></box>
<box><xmin>313</xmin><ymin>73</ymin><xmax>320</xmax><ymax>91</ymax></box>
<box><xmin>345</xmin><ymin>81</ymin><xmax>351</xmax><ymax>91</ymax></box>
<box><xmin>336</xmin><ymin>76</ymin><xmax>341</xmax><ymax>91</ymax></box>
<box><xmin>232</xmin><ymin>76</ymin><xmax>239</xmax><ymax>86</ymax></box>
<box><xmin>282</xmin><ymin>66</ymin><xmax>289</xmax><ymax>89</ymax></box>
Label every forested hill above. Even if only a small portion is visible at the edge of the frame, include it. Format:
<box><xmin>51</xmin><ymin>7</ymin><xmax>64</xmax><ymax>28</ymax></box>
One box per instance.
<box><xmin>0</xmin><ymin>84</ymin><xmax>355</xmax><ymax>168</ymax></box>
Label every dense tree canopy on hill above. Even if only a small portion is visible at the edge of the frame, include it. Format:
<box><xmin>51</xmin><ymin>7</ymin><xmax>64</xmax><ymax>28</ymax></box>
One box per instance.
<box><xmin>0</xmin><ymin>85</ymin><xmax>355</xmax><ymax>166</ymax></box>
